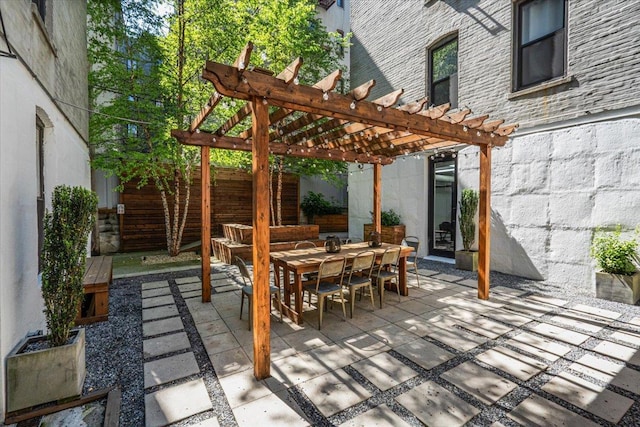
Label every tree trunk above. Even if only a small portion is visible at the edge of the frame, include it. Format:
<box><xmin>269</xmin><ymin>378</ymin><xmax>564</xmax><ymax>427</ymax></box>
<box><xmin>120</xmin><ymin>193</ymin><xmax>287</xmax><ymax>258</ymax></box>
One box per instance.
<box><xmin>155</xmin><ymin>176</ymin><xmax>173</xmax><ymax>254</ymax></box>
<box><xmin>175</xmin><ymin>164</ymin><xmax>192</xmax><ymax>253</ymax></box>
<box><xmin>269</xmin><ymin>162</ymin><xmax>275</xmax><ymax>226</ymax></box>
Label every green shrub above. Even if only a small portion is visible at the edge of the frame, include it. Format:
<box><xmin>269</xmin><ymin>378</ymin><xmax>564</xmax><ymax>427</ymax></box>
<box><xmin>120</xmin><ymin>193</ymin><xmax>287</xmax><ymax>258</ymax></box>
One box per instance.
<box><xmin>300</xmin><ymin>191</ymin><xmax>342</xmax><ymax>223</ymax></box>
<box><xmin>590</xmin><ymin>226</ymin><xmax>638</xmax><ymax>275</ymax></box>
<box><xmin>41</xmin><ymin>185</ymin><xmax>98</xmax><ymax>347</ymax></box>
<box><xmin>380</xmin><ymin>209</ymin><xmax>401</xmax><ymax>226</ymax></box>
<box><xmin>458</xmin><ymin>189</ymin><xmax>479</xmax><ymax>251</ymax></box>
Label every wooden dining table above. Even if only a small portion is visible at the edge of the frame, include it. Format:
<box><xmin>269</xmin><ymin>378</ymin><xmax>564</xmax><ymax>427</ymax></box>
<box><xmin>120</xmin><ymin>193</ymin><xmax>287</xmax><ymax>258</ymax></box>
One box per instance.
<box><xmin>270</xmin><ymin>242</ymin><xmax>414</xmax><ymax>325</ymax></box>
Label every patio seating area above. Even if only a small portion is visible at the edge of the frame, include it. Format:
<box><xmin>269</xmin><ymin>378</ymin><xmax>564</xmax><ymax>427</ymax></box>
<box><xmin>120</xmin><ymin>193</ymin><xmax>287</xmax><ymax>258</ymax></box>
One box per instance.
<box><xmin>129</xmin><ymin>259</ymin><xmax>640</xmax><ymax>426</ymax></box>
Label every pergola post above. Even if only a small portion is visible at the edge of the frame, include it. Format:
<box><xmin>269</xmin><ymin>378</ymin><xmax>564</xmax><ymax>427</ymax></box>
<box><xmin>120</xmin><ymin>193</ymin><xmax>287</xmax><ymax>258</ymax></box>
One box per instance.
<box><xmin>201</xmin><ymin>146</ymin><xmax>211</xmax><ymax>302</ymax></box>
<box><xmin>251</xmin><ymin>96</ymin><xmax>271</xmax><ymax>379</ymax></box>
<box><xmin>373</xmin><ymin>163</ymin><xmax>382</xmax><ymax>233</ymax></box>
<box><xmin>478</xmin><ymin>144</ymin><xmax>491</xmax><ymax>299</ymax></box>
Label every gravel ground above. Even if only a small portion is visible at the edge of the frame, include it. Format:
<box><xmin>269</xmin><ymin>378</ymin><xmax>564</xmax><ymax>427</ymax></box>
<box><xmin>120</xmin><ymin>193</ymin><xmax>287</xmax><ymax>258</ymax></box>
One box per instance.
<box><xmin>73</xmin><ymin>258</ymin><xmax>640</xmax><ymax>426</ymax></box>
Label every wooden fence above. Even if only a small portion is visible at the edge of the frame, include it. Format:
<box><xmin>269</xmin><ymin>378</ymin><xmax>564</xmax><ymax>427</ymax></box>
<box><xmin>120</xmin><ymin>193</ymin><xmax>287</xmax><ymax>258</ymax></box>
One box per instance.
<box><xmin>120</xmin><ymin>167</ymin><xmax>299</xmax><ymax>252</ymax></box>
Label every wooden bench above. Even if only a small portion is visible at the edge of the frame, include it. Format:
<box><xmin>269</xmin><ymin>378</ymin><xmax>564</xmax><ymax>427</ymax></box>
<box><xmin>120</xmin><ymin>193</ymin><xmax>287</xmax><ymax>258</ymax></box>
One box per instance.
<box><xmin>76</xmin><ymin>256</ymin><xmax>112</xmax><ymax>324</ymax></box>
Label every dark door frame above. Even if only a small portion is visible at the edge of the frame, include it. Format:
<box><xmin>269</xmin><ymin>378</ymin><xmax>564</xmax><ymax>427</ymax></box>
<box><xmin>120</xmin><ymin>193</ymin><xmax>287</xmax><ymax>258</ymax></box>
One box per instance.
<box><xmin>428</xmin><ymin>154</ymin><xmax>458</xmax><ymax>258</ymax></box>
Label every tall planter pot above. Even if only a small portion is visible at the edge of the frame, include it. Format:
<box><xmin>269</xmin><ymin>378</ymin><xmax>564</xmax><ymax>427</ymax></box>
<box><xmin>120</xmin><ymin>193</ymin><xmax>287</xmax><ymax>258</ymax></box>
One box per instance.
<box><xmin>595</xmin><ymin>271</ymin><xmax>640</xmax><ymax>305</ymax></box>
<box><xmin>6</xmin><ymin>328</ymin><xmax>85</xmax><ymax>412</ymax></box>
<box><xmin>363</xmin><ymin>224</ymin><xmax>406</xmax><ymax>245</ymax></box>
<box><xmin>455</xmin><ymin>250</ymin><xmax>478</xmax><ymax>272</ymax></box>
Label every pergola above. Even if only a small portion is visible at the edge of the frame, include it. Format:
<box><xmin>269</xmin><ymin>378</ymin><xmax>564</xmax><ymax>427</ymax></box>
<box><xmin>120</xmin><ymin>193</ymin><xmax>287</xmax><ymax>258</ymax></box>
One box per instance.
<box><xmin>171</xmin><ymin>42</ymin><xmax>516</xmax><ymax>379</ymax></box>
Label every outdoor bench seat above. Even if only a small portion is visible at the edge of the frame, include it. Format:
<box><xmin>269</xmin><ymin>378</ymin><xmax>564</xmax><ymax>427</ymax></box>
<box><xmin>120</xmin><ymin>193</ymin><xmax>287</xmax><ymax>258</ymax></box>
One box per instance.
<box><xmin>76</xmin><ymin>255</ymin><xmax>112</xmax><ymax>324</ymax></box>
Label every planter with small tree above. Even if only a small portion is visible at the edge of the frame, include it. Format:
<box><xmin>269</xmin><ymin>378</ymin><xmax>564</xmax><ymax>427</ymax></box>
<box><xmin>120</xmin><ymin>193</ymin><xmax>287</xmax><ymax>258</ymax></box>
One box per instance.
<box><xmin>591</xmin><ymin>226</ymin><xmax>639</xmax><ymax>304</ymax></box>
<box><xmin>6</xmin><ymin>185</ymin><xmax>97</xmax><ymax>413</ymax></box>
<box><xmin>364</xmin><ymin>209</ymin><xmax>406</xmax><ymax>245</ymax></box>
<box><xmin>455</xmin><ymin>189</ymin><xmax>479</xmax><ymax>271</ymax></box>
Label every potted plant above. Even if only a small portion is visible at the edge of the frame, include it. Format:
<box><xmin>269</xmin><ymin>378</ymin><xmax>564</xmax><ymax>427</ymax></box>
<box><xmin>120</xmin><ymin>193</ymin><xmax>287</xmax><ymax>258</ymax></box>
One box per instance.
<box><xmin>455</xmin><ymin>189</ymin><xmax>479</xmax><ymax>271</ymax></box>
<box><xmin>364</xmin><ymin>209</ymin><xmax>406</xmax><ymax>245</ymax></box>
<box><xmin>300</xmin><ymin>191</ymin><xmax>344</xmax><ymax>231</ymax></box>
<box><xmin>6</xmin><ymin>185</ymin><xmax>97</xmax><ymax>412</ymax></box>
<box><xmin>591</xmin><ymin>225</ymin><xmax>639</xmax><ymax>304</ymax></box>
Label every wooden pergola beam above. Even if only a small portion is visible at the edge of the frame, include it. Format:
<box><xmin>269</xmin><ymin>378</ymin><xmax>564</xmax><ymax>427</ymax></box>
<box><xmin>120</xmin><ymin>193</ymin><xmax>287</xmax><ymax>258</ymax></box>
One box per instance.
<box><xmin>202</xmin><ymin>62</ymin><xmax>505</xmax><ymax>146</ymax></box>
<box><xmin>171</xmin><ymin>130</ymin><xmax>394</xmax><ymax>164</ymax></box>
<box><xmin>201</xmin><ymin>147</ymin><xmax>211</xmax><ymax>302</ymax></box>
<box><xmin>478</xmin><ymin>144</ymin><xmax>491</xmax><ymax>299</ymax></box>
<box><xmin>189</xmin><ymin>93</ymin><xmax>222</xmax><ymax>132</ymax></box>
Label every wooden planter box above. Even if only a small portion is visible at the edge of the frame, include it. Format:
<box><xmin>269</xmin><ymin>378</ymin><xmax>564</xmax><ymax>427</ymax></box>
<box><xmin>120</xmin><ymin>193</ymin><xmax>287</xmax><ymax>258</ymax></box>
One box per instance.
<box><xmin>314</xmin><ymin>214</ymin><xmax>348</xmax><ymax>233</ymax></box>
<box><xmin>595</xmin><ymin>271</ymin><xmax>640</xmax><ymax>305</ymax></box>
<box><xmin>222</xmin><ymin>223</ymin><xmax>319</xmax><ymax>244</ymax></box>
<box><xmin>363</xmin><ymin>224</ymin><xmax>406</xmax><ymax>245</ymax></box>
<box><xmin>6</xmin><ymin>328</ymin><xmax>85</xmax><ymax>413</ymax></box>
<box><xmin>455</xmin><ymin>250</ymin><xmax>478</xmax><ymax>271</ymax></box>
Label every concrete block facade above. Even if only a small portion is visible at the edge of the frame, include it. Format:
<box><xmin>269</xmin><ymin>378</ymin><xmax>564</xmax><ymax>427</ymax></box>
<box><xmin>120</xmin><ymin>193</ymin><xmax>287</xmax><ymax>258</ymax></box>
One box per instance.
<box><xmin>349</xmin><ymin>0</ymin><xmax>640</xmax><ymax>293</ymax></box>
<box><xmin>0</xmin><ymin>1</ymin><xmax>90</xmax><ymax>421</ymax></box>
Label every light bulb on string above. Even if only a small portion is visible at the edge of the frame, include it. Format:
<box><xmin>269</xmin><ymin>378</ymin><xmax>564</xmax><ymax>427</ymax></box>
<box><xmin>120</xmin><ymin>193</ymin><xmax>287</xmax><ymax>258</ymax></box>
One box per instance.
<box><xmin>322</xmin><ymin>92</ymin><xmax>329</xmax><ymax>101</ymax></box>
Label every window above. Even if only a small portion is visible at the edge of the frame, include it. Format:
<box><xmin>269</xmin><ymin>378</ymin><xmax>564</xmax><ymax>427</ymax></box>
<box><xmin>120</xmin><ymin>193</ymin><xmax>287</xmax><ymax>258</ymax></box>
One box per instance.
<box><xmin>32</xmin><ymin>0</ymin><xmax>46</xmax><ymax>22</ymax></box>
<box><xmin>36</xmin><ymin>117</ymin><xmax>45</xmax><ymax>272</ymax></box>
<box><xmin>336</xmin><ymin>29</ymin><xmax>345</xmax><ymax>57</ymax></box>
<box><xmin>514</xmin><ymin>0</ymin><xmax>567</xmax><ymax>90</ymax></box>
<box><xmin>337</xmin><ymin>0</ymin><xmax>344</xmax><ymax>8</ymax></box>
<box><xmin>429</xmin><ymin>36</ymin><xmax>458</xmax><ymax>108</ymax></box>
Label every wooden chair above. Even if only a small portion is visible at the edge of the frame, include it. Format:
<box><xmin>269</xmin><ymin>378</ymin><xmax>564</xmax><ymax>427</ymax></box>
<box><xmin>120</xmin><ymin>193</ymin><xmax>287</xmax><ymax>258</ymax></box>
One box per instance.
<box><xmin>302</xmin><ymin>256</ymin><xmax>347</xmax><ymax>329</ymax></box>
<box><xmin>370</xmin><ymin>247</ymin><xmax>401</xmax><ymax>307</ymax></box>
<box><xmin>404</xmin><ymin>236</ymin><xmax>420</xmax><ymax>286</ymax></box>
<box><xmin>343</xmin><ymin>250</ymin><xmax>376</xmax><ymax>318</ymax></box>
<box><xmin>234</xmin><ymin>256</ymin><xmax>282</xmax><ymax>330</ymax></box>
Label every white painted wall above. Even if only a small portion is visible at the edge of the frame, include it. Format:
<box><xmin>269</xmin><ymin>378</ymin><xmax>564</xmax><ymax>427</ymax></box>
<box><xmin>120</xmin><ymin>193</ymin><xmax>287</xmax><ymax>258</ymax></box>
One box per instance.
<box><xmin>0</xmin><ymin>2</ymin><xmax>90</xmax><ymax>420</ymax></box>
<box><xmin>316</xmin><ymin>0</ymin><xmax>350</xmax><ymax>78</ymax></box>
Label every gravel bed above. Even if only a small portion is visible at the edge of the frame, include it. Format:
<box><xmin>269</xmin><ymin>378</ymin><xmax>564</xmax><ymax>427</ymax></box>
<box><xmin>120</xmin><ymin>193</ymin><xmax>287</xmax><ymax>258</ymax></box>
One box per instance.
<box><xmin>75</xmin><ymin>259</ymin><xmax>639</xmax><ymax>427</ymax></box>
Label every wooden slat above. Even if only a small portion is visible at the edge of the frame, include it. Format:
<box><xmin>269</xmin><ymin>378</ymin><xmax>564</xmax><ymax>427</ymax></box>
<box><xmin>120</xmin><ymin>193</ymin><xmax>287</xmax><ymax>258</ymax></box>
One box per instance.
<box><xmin>397</xmin><ymin>97</ymin><xmax>428</xmax><ymax>114</ymax></box>
<box><xmin>215</xmin><ymin>104</ymin><xmax>251</xmax><ymax>136</ymax></box>
<box><xmin>312</xmin><ymin>69</ymin><xmax>342</xmax><ymax>92</ymax></box>
<box><xmin>460</xmin><ymin>114</ymin><xmax>489</xmax><ymax>129</ymax></box>
<box><xmin>190</xmin><ymin>92</ymin><xmax>222</xmax><ymax>132</ymax></box>
<box><xmin>494</xmin><ymin>124</ymin><xmax>519</xmax><ymax>136</ymax></box>
<box><xmin>104</xmin><ymin>387</ymin><xmax>122</xmax><ymax>427</ymax></box>
<box><xmin>372</xmin><ymin>89</ymin><xmax>404</xmax><ymax>108</ymax></box>
<box><xmin>201</xmin><ymin>146</ymin><xmax>211</xmax><ymax>302</ymax></box>
<box><xmin>441</xmin><ymin>108</ymin><xmax>471</xmax><ymax>124</ymax></box>
<box><xmin>478</xmin><ymin>144</ymin><xmax>491</xmax><ymax>300</ymax></box>
<box><xmin>350</xmin><ymin>79</ymin><xmax>376</xmax><ymax>101</ymax></box>
<box><xmin>481</xmin><ymin>119</ymin><xmax>504</xmax><ymax>132</ymax></box>
<box><xmin>251</xmin><ymin>96</ymin><xmax>271</xmax><ymax>379</ymax></box>
<box><xmin>418</xmin><ymin>103</ymin><xmax>451</xmax><ymax>119</ymax></box>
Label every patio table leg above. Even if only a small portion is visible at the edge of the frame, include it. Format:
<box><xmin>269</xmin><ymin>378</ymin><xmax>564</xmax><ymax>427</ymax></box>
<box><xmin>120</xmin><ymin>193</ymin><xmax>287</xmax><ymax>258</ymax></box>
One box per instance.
<box><xmin>399</xmin><ymin>256</ymin><xmax>408</xmax><ymax>296</ymax></box>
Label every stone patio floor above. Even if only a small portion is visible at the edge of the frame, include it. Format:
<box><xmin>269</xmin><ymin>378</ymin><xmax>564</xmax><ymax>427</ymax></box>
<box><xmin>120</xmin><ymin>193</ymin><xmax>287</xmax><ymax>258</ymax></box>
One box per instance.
<box><xmin>140</xmin><ymin>263</ymin><xmax>640</xmax><ymax>426</ymax></box>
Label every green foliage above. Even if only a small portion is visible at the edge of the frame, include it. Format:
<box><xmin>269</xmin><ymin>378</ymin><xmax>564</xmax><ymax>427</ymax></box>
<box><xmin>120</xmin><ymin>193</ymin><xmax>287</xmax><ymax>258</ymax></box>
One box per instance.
<box><xmin>41</xmin><ymin>186</ymin><xmax>98</xmax><ymax>347</ymax></box>
<box><xmin>591</xmin><ymin>226</ymin><xmax>638</xmax><ymax>275</ymax></box>
<box><xmin>458</xmin><ymin>188</ymin><xmax>479</xmax><ymax>251</ymax></box>
<box><xmin>380</xmin><ymin>209</ymin><xmax>401</xmax><ymax>227</ymax></box>
<box><xmin>300</xmin><ymin>191</ymin><xmax>342</xmax><ymax>222</ymax></box>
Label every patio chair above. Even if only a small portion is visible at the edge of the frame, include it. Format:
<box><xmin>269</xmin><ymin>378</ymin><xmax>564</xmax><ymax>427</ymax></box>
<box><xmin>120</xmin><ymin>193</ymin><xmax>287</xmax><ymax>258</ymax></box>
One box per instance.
<box><xmin>302</xmin><ymin>255</ymin><xmax>347</xmax><ymax>329</ymax></box>
<box><xmin>343</xmin><ymin>250</ymin><xmax>376</xmax><ymax>318</ymax></box>
<box><xmin>234</xmin><ymin>256</ymin><xmax>282</xmax><ymax>331</ymax></box>
<box><xmin>404</xmin><ymin>236</ymin><xmax>421</xmax><ymax>286</ymax></box>
<box><xmin>295</xmin><ymin>240</ymin><xmax>317</xmax><ymax>250</ymax></box>
<box><xmin>370</xmin><ymin>246</ymin><xmax>401</xmax><ymax>307</ymax></box>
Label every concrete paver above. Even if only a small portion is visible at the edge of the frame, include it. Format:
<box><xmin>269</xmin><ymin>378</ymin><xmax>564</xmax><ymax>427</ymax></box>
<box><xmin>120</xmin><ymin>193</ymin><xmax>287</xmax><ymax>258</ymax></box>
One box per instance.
<box><xmin>394</xmin><ymin>338</ymin><xmax>455</xmax><ymax>370</ymax></box>
<box><xmin>144</xmin><ymin>352</ymin><xmax>200</xmax><ymax>388</ymax></box>
<box><xmin>570</xmin><ymin>354</ymin><xmax>640</xmax><ymax>394</ymax></box>
<box><xmin>142</xmin><ymin>295</ymin><xmax>175</xmax><ymax>309</ymax></box>
<box><xmin>506</xmin><ymin>331</ymin><xmax>572</xmax><ymax>362</ymax></box>
<box><xmin>476</xmin><ymin>346</ymin><xmax>547</xmax><ymax>381</ymax></box>
<box><xmin>299</xmin><ymin>369</ymin><xmax>372</xmax><ymax>417</ymax></box>
<box><xmin>338</xmin><ymin>404</ymin><xmax>411</xmax><ymax>427</ymax></box>
<box><xmin>592</xmin><ymin>340</ymin><xmax>640</xmax><ymax>365</ymax></box>
<box><xmin>178</xmin><ymin>281</ymin><xmax>202</xmax><ymax>291</ymax></box>
<box><xmin>143</xmin><ymin>331</ymin><xmax>191</xmax><ymax>359</ymax></box>
<box><xmin>202</xmin><ymin>332</ymin><xmax>240</xmax><ymax>356</ymax></box>
<box><xmin>141</xmin><ymin>280</ymin><xmax>170</xmax><ymax>290</ymax></box>
<box><xmin>232</xmin><ymin>391</ymin><xmax>308</xmax><ymax>427</ymax></box>
<box><xmin>143</xmin><ymin>316</ymin><xmax>184</xmax><ymax>337</ymax></box>
<box><xmin>530</xmin><ymin>322</ymin><xmax>590</xmax><ymax>345</ymax></box>
<box><xmin>142</xmin><ymin>305</ymin><xmax>180</xmax><ymax>321</ymax></box>
<box><xmin>396</xmin><ymin>380</ymin><xmax>480</xmax><ymax>426</ymax></box>
<box><xmin>351</xmin><ymin>351</ymin><xmax>418</xmax><ymax>390</ymax></box>
<box><xmin>542</xmin><ymin>372</ymin><xmax>634</xmax><ymax>423</ymax></box>
<box><xmin>145</xmin><ymin>378</ymin><xmax>212</xmax><ymax>427</ymax></box>
<box><xmin>142</xmin><ymin>287</ymin><xmax>172</xmax><ymax>298</ymax></box>
<box><xmin>175</xmin><ymin>276</ymin><xmax>200</xmax><ymax>284</ymax></box>
<box><xmin>441</xmin><ymin>361</ymin><xmax>517</xmax><ymax>405</ymax></box>
<box><xmin>508</xmin><ymin>394</ymin><xmax>601</xmax><ymax>427</ymax></box>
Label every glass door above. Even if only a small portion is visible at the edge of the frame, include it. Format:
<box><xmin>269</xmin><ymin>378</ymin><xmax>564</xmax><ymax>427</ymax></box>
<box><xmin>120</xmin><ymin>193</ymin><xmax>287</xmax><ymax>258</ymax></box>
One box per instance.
<box><xmin>428</xmin><ymin>155</ymin><xmax>457</xmax><ymax>258</ymax></box>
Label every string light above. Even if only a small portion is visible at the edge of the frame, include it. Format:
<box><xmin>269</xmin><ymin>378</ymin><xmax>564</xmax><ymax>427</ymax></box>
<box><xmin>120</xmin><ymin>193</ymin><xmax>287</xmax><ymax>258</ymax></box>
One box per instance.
<box><xmin>377</xmin><ymin>106</ymin><xmax>382</xmax><ymax>112</ymax></box>
<box><xmin>293</xmin><ymin>77</ymin><xmax>299</xmax><ymax>85</ymax></box>
<box><xmin>350</xmin><ymin>101</ymin><xmax>357</xmax><ymax>109</ymax></box>
<box><xmin>323</xmin><ymin>92</ymin><xmax>329</xmax><ymax>101</ymax></box>
<box><xmin>262</xmin><ymin>97</ymin><xmax>268</xmax><ymax>105</ymax></box>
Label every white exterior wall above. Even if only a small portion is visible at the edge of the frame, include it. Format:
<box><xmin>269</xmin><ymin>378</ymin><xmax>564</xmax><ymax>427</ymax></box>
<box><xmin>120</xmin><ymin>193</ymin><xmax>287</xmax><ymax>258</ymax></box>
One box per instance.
<box><xmin>0</xmin><ymin>1</ymin><xmax>90</xmax><ymax>421</ymax></box>
<box><xmin>316</xmin><ymin>0</ymin><xmax>350</xmax><ymax>78</ymax></box>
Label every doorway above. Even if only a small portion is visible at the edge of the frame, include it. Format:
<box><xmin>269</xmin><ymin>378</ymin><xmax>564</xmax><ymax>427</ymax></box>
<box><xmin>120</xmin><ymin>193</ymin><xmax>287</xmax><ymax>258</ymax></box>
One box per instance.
<box><xmin>428</xmin><ymin>155</ymin><xmax>457</xmax><ymax>258</ymax></box>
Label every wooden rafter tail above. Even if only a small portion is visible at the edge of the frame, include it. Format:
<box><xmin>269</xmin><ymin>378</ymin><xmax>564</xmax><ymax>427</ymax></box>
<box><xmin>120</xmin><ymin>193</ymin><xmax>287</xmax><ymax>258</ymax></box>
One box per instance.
<box><xmin>350</xmin><ymin>80</ymin><xmax>376</xmax><ymax>101</ymax></box>
<box><xmin>460</xmin><ymin>114</ymin><xmax>489</xmax><ymax>129</ymax></box>
<box><xmin>480</xmin><ymin>119</ymin><xmax>504</xmax><ymax>132</ymax></box>
<box><xmin>397</xmin><ymin>97</ymin><xmax>429</xmax><ymax>114</ymax></box>
<box><xmin>494</xmin><ymin>123</ymin><xmax>519</xmax><ymax>136</ymax></box>
<box><xmin>189</xmin><ymin>92</ymin><xmax>222</xmax><ymax>132</ymax></box>
<box><xmin>171</xmin><ymin>130</ymin><xmax>394</xmax><ymax>165</ymax></box>
<box><xmin>418</xmin><ymin>102</ymin><xmax>451</xmax><ymax>119</ymax></box>
<box><xmin>234</xmin><ymin>41</ymin><xmax>254</xmax><ymax>71</ymax></box>
<box><xmin>372</xmin><ymin>89</ymin><xmax>404</xmax><ymax>109</ymax></box>
<box><xmin>313</xmin><ymin>69</ymin><xmax>343</xmax><ymax>92</ymax></box>
<box><xmin>276</xmin><ymin>57</ymin><xmax>303</xmax><ymax>84</ymax></box>
<box><xmin>441</xmin><ymin>108</ymin><xmax>471</xmax><ymax>124</ymax></box>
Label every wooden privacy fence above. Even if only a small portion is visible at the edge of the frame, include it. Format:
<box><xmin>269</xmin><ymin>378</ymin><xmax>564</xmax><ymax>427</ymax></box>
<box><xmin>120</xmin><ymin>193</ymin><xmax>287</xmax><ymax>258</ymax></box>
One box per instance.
<box><xmin>119</xmin><ymin>167</ymin><xmax>299</xmax><ymax>252</ymax></box>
